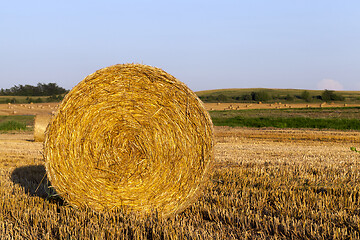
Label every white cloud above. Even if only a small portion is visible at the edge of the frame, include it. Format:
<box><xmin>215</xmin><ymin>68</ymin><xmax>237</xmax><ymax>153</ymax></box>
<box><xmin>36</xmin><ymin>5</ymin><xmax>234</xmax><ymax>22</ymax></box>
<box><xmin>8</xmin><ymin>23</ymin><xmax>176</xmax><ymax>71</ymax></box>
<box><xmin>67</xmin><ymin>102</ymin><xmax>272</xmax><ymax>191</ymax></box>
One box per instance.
<box><xmin>317</xmin><ymin>79</ymin><xmax>344</xmax><ymax>90</ymax></box>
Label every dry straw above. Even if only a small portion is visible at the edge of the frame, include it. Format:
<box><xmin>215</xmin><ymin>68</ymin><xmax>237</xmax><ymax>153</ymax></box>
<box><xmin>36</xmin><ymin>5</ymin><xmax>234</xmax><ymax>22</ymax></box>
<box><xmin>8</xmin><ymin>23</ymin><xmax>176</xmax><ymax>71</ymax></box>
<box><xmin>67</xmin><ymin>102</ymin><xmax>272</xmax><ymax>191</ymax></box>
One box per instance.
<box><xmin>44</xmin><ymin>63</ymin><xmax>214</xmax><ymax>217</ymax></box>
<box><xmin>34</xmin><ymin>114</ymin><xmax>53</xmax><ymax>142</ymax></box>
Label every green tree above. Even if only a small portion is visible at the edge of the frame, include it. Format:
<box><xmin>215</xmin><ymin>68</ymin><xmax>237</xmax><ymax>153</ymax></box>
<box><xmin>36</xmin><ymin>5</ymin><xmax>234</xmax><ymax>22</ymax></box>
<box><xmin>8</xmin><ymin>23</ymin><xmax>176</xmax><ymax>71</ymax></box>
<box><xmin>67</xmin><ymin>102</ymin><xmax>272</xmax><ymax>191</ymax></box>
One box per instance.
<box><xmin>321</xmin><ymin>90</ymin><xmax>344</xmax><ymax>102</ymax></box>
<box><xmin>217</xmin><ymin>94</ymin><xmax>228</xmax><ymax>102</ymax></box>
<box><xmin>300</xmin><ymin>90</ymin><xmax>311</xmax><ymax>102</ymax></box>
<box><xmin>242</xmin><ymin>94</ymin><xmax>252</xmax><ymax>101</ymax></box>
<box><xmin>285</xmin><ymin>94</ymin><xmax>294</xmax><ymax>101</ymax></box>
<box><xmin>251</xmin><ymin>91</ymin><xmax>271</xmax><ymax>102</ymax></box>
<box><xmin>0</xmin><ymin>83</ymin><xmax>67</xmax><ymax>96</ymax></box>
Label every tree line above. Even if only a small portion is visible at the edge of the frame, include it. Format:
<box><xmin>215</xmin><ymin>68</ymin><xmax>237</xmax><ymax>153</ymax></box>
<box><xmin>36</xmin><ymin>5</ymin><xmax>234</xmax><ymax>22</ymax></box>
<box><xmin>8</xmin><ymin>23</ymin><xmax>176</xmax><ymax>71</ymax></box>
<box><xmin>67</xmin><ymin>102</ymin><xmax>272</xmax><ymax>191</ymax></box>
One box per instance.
<box><xmin>199</xmin><ymin>90</ymin><xmax>345</xmax><ymax>103</ymax></box>
<box><xmin>0</xmin><ymin>83</ymin><xmax>68</xmax><ymax>96</ymax></box>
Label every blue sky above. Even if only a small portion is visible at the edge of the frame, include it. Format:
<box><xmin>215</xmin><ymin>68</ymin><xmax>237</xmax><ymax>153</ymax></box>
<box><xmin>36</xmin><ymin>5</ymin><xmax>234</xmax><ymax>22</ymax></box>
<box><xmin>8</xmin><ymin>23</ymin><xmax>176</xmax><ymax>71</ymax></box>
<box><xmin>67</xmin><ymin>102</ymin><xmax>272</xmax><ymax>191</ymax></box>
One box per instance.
<box><xmin>1</xmin><ymin>0</ymin><xmax>359</xmax><ymax>91</ymax></box>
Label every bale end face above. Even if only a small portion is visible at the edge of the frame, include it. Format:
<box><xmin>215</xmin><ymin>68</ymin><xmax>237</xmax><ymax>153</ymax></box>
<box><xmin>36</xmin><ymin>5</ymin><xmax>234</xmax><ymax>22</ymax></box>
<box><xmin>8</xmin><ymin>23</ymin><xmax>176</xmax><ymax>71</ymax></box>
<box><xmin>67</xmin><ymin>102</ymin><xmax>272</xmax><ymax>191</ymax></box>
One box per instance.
<box><xmin>34</xmin><ymin>114</ymin><xmax>53</xmax><ymax>142</ymax></box>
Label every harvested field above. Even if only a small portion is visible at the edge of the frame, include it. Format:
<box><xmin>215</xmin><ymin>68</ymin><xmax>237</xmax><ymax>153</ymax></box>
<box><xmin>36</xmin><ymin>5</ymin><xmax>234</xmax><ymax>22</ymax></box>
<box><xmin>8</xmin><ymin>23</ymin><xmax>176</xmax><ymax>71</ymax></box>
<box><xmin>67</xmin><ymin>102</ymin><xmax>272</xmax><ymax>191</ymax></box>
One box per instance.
<box><xmin>1</xmin><ymin>127</ymin><xmax>360</xmax><ymax>239</ymax></box>
<box><xmin>204</xmin><ymin>102</ymin><xmax>360</xmax><ymax>111</ymax></box>
<box><xmin>0</xmin><ymin>103</ymin><xmax>58</xmax><ymax>116</ymax></box>
<box><xmin>2</xmin><ymin>102</ymin><xmax>360</xmax><ymax>116</ymax></box>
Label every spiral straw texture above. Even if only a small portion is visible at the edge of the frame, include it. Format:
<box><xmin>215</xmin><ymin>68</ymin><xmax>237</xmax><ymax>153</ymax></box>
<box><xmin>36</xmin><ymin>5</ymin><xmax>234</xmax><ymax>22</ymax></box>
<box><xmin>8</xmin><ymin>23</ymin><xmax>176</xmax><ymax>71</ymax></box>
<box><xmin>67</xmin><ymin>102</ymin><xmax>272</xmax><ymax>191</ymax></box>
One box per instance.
<box><xmin>44</xmin><ymin>64</ymin><xmax>214</xmax><ymax>217</ymax></box>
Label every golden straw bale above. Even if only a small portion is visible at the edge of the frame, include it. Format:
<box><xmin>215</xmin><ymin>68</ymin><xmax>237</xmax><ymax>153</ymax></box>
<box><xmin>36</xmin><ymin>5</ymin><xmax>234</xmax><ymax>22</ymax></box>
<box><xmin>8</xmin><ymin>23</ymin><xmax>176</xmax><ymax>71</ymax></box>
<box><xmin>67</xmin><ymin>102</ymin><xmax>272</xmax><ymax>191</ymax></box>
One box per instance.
<box><xmin>34</xmin><ymin>114</ymin><xmax>53</xmax><ymax>142</ymax></box>
<box><xmin>44</xmin><ymin>63</ymin><xmax>214</xmax><ymax>217</ymax></box>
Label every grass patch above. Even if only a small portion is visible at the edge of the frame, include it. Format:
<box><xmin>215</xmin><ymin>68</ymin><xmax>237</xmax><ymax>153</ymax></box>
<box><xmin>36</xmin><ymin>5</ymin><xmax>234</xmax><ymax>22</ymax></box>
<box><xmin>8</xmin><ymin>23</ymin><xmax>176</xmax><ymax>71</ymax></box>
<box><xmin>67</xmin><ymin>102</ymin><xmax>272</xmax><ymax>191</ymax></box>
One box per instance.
<box><xmin>0</xmin><ymin>121</ymin><xmax>26</xmax><ymax>131</ymax></box>
<box><xmin>211</xmin><ymin>116</ymin><xmax>360</xmax><ymax>130</ymax></box>
<box><xmin>0</xmin><ymin>115</ymin><xmax>34</xmax><ymax>132</ymax></box>
<box><xmin>209</xmin><ymin>108</ymin><xmax>360</xmax><ymax>130</ymax></box>
<box><xmin>210</xmin><ymin>107</ymin><xmax>360</xmax><ymax>119</ymax></box>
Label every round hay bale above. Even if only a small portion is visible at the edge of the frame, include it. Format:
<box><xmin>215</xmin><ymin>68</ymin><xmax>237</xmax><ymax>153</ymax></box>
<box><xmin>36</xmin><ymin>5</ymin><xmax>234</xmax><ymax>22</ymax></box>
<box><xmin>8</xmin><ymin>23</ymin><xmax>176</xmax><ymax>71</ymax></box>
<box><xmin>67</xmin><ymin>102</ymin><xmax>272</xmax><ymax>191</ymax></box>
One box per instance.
<box><xmin>34</xmin><ymin>114</ymin><xmax>53</xmax><ymax>142</ymax></box>
<box><xmin>44</xmin><ymin>64</ymin><xmax>214</xmax><ymax>217</ymax></box>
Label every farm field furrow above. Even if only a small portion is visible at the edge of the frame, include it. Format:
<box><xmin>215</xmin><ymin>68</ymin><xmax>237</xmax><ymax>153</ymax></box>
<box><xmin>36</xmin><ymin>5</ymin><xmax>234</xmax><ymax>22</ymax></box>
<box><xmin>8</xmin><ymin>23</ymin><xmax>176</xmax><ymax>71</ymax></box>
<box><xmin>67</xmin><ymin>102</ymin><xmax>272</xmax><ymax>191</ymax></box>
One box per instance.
<box><xmin>0</xmin><ymin>128</ymin><xmax>360</xmax><ymax>239</ymax></box>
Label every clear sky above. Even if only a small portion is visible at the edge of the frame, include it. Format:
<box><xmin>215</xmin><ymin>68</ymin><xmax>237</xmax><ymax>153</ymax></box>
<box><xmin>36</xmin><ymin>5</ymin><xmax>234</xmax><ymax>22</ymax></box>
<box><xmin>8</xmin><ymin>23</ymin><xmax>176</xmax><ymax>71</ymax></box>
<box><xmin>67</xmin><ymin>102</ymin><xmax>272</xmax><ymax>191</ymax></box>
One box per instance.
<box><xmin>1</xmin><ymin>0</ymin><xmax>359</xmax><ymax>92</ymax></box>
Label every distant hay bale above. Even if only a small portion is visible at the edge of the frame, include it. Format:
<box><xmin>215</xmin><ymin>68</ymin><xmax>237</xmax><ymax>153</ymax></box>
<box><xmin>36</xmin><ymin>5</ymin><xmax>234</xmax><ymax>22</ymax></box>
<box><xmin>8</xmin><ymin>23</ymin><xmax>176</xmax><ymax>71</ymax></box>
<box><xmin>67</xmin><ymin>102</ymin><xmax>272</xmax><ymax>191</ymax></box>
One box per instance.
<box><xmin>34</xmin><ymin>114</ymin><xmax>53</xmax><ymax>142</ymax></box>
<box><xmin>44</xmin><ymin>63</ymin><xmax>214</xmax><ymax>217</ymax></box>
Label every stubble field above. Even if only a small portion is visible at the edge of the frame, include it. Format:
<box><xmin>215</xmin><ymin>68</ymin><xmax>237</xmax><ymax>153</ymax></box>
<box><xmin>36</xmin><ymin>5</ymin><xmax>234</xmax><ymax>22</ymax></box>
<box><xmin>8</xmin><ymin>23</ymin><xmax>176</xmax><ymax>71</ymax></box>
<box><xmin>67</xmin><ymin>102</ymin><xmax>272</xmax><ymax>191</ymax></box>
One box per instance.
<box><xmin>1</xmin><ymin>123</ymin><xmax>360</xmax><ymax>239</ymax></box>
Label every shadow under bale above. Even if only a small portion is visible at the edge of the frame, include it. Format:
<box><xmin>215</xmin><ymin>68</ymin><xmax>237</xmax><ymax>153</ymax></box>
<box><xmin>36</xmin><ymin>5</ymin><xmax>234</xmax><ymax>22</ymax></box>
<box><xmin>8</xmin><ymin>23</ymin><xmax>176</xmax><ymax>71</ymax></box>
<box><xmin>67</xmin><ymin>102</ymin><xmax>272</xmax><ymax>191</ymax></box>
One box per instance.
<box><xmin>11</xmin><ymin>165</ymin><xmax>63</xmax><ymax>204</ymax></box>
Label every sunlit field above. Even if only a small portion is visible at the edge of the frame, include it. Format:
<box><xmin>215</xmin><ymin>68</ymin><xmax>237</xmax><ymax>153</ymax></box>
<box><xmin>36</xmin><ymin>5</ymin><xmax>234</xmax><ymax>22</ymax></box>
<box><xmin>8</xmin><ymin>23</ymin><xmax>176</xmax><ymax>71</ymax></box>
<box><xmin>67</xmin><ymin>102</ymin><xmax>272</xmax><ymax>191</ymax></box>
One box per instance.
<box><xmin>1</xmin><ymin>124</ymin><xmax>360</xmax><ymax>239</ymax></box>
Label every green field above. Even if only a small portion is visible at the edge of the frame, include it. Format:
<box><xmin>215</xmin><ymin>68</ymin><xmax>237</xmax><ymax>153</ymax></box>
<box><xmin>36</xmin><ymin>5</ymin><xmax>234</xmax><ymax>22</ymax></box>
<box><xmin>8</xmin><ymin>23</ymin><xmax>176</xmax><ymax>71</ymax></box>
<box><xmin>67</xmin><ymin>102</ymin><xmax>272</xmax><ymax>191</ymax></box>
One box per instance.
<box><xmin>0</xmin><ymin>115</ymin><xmax>34</xmax><ymax>131</ymax></box>
<box><xmin>210</xmin><ymin>107</ymin><xmax>360</xmax><ymax>130</ymax></box>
